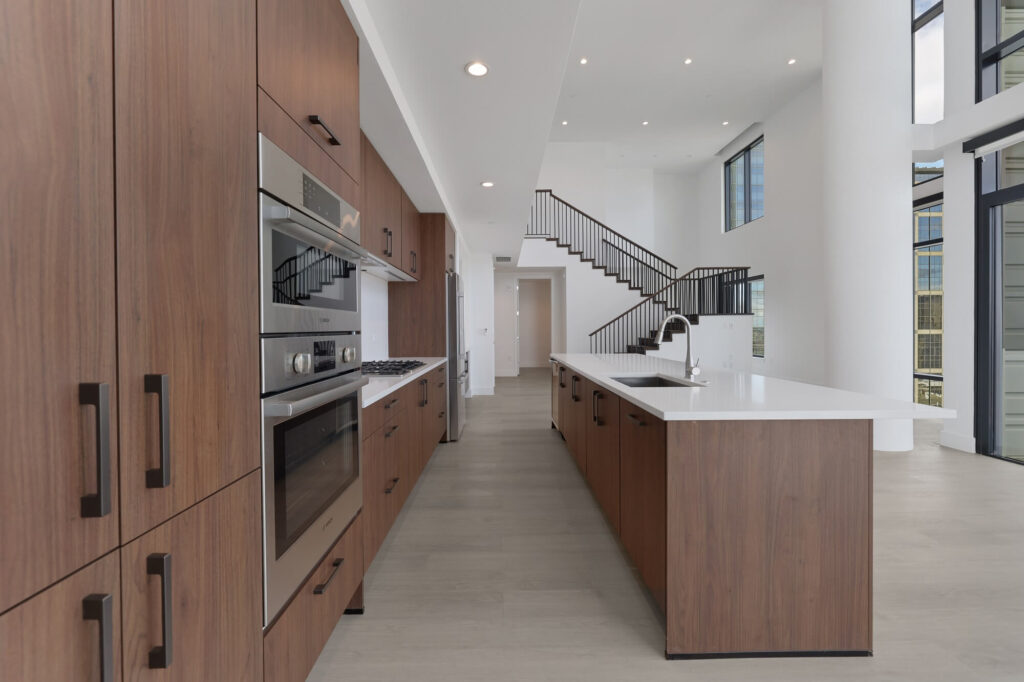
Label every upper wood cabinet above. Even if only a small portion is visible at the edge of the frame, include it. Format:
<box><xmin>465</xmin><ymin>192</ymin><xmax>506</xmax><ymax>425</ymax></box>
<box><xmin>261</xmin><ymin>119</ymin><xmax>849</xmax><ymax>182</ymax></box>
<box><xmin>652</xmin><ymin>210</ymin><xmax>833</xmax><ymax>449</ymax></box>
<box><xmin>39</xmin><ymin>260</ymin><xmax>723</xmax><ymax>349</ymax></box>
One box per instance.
<box><xmin>0</xmin><ymin>551</ymin><xmax>122</xmax><ymax>682</ymax></box>
<box><xmin>401</xmin><ymin>190</ymin><xmax>422</xmax><ymax>278</ymax></box>
<box><xmin>445</xmin><ymin>217</ymin><xmax>457</xmax><ymax>273</ymax></box>
<box><xmin>361</xmin><ymin>132</ymin><xmax>403</xmax><ymax>266</ymax></box>
<box><xmin>257</xmin><ymin>0</ymin><xmax>360</xmax><ymax>183</ymax></box>
<box><xmin>0</xmin><ymin>0</ymin><xmax>120</xmax><ymax>613</ymax></box>
<box><xmin>120</xmin><ymin>473</ymin><xmax>263</xmax><ymax>681</ymax></box>
<box><xmin>114</xmin><ymin>0</ymin><xmax>260</xmax><ymax>541</ymax></box>
<box><xmin>388</xmin><ymin>214</ymin><xmax>452</xmax><ymax>357</ymax></box>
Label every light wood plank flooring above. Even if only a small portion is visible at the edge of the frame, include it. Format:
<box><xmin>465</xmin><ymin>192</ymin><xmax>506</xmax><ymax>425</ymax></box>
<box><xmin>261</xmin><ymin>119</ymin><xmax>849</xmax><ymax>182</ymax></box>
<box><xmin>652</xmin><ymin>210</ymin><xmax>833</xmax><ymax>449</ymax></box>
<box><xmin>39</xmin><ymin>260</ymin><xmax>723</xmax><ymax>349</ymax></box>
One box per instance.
<box><xmin>309</xmin><ymin>368</ymin><xmax>1024</xmax><ymax>681</ymax></box>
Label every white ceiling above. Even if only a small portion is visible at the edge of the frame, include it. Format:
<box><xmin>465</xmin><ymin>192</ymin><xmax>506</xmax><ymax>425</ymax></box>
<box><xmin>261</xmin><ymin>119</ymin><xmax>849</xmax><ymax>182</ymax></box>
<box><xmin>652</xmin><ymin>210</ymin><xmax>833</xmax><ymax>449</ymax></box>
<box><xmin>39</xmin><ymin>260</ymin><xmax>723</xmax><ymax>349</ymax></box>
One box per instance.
<box><xmin>552</xmin><ymin>0</ymin><xmax>823</xmax><ymax>173</ymax></box>
<box><xmin>345</xmin><ymin>0</ymin><xmax>823</xmax><ymax>255</ymax></box>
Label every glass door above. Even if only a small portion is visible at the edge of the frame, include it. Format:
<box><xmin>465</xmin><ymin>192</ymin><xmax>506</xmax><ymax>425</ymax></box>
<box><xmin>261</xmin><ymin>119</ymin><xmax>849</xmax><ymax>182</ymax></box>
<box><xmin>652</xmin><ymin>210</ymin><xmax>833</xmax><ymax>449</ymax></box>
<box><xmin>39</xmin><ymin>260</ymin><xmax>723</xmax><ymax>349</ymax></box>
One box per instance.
<box><xmin>1000</xmin><ymin>198</ymin><xmax>1024</xmax><ymax>462</ymax></box>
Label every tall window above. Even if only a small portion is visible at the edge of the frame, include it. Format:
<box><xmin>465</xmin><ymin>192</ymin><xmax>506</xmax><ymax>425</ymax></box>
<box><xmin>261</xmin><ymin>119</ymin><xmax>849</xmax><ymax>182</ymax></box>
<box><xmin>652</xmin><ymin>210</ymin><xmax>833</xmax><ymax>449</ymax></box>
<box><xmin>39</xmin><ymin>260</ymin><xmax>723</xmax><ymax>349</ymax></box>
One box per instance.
<box><xmin>750</xmin><ymin>276</ymin><xmax>765</xmax><ymax>358</ymax></box>
<box><xmin>724</xmin><ymin>137</ymin><xmax>764</xmax><ymax>231</ymax></box>
<box><xmin>913</xmin><ymin>1</ymin><xmax>944</xmax><ymax>123</ymax></box>
<box><xmin>977</xmin><ymin>0</ymin><xmax>1024</xmax><ymax>101</ymax></box>
<box><xmin>914</xmin><ymin>199</ymin><xmax>943</xmax><ymax>406</ymax></box>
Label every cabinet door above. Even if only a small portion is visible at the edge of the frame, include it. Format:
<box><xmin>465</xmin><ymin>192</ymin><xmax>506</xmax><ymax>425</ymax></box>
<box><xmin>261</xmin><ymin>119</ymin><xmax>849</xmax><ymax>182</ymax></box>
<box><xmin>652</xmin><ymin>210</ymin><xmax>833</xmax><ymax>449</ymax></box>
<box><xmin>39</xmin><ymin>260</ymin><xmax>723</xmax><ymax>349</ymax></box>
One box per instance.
<box><xmin>0</xmin><ymin>0</ymin><xmax>119</xmax><ymax>613</ymax></box>
<box><xmin>567</xmin><ymin>373</ymin><xmax>587</xmax><ymax>474</ymax></box>
<box><xmin>619</xmin><ymin>406</ymin><xmax>667</xmax><ymax>611</ymax></box>
<box><xmin>257</xmin><ymin>0</ymin><xmax>360</xmax><ymax>181</ymax></box>
<box><xmin>114</xmin><ymin>0</ymin><xmax>260</xmax><ymax>541</ymax></box>
<box><xmin>585</xmin><ymin>380</ymin><xmax>621</xmax><ymax>533</ymax></box>
<box><xmin>361</xmin><ymin>133</ymin><xmax>402</xmax><ymax>265</ymax></box>
<box><xmin>401</xmin><ymin>190</ymin><xmax>422</xmax><ymax>278</ymax></box>
<box><xmin>415</xmin><ymin>378</ymin><xmax>433</xmax><ymax>471</ymax></box>
<box><xmin>398</xmin><ymin>381</ymin><xmax>424</xmax><ymax>490</ymax></box>
<box><xmin>121</xmin><ymin>473</ymin><xmax>263</xmax><ymax>681</ymax></box>
<box><xmin>362</xmin><ymin>426</ymin><xmax>395</xmax><ymax>570</ymax></box>
<box><xmin>0</xmin><ymin>551</ymin><xmax>121</xmax><ymax>682</ymax></box>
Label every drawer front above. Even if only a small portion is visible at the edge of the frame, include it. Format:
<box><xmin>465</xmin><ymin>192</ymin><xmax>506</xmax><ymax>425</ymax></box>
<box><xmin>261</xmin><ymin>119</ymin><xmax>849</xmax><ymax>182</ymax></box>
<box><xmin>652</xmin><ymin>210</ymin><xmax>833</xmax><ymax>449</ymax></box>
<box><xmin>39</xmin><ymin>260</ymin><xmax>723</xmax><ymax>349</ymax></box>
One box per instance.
<box><xmin>264</xmin><ymin>514</ymin><xmax>363</xmax><ymax>682</ymax></box>
<box><xmin>363</xmin><ymin>392</ymin><xmax>402</xmax><ymax>440</ymax></box>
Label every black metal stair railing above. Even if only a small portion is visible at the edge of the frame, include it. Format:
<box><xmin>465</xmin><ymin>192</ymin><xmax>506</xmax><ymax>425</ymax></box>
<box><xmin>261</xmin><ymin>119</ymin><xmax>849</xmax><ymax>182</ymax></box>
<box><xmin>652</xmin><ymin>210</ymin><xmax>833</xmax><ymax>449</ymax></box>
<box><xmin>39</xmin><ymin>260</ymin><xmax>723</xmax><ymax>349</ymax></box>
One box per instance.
<box><xmin>589</xmin><ymin>266</ymin><xmax>752</xmax><ymax>354</ymax></box>
<box><xmin>526</xmin><ymin>189</ymin><xmax>677</xmax><ymax>296</ymax></box>
<box><xmin>273</xmin><ymin>246</ymin><xmax>354</xmax><ymax>305</ymax></box>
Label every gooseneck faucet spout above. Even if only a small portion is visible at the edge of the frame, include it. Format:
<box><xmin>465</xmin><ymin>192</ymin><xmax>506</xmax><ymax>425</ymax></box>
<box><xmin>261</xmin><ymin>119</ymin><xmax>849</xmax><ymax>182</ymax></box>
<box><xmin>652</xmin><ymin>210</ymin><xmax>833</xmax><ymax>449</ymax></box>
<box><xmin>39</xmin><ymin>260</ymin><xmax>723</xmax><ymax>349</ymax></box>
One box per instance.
<box><xmin>654</xmin><ymin>314</ymin><xmax>700</xmax><ymax>378</ymax></box>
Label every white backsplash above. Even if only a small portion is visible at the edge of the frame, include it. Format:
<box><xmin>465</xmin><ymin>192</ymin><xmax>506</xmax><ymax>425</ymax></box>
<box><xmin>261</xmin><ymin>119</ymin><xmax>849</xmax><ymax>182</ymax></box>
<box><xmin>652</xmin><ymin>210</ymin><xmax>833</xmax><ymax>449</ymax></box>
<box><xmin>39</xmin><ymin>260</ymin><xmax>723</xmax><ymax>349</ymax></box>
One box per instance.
<box><xmin>361</xmin><ymin>272</ymin><xmax>389</xmax><ymax>361</ymax></box>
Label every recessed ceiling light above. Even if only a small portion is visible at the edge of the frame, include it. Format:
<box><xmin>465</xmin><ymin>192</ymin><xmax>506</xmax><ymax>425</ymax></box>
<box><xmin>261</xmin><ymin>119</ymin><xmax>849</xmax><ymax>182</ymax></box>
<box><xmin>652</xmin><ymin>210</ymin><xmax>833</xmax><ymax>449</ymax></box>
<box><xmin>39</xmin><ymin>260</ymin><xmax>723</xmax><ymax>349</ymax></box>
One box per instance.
<box><xmin>642</xmin><ymin>121</ymin><xmax>649</xmax><ymax>126</ymax></box>
<box><xmin>465</xmin><ymin>61</ymin><xmax>488</xmax><ymax>77</ymax></box>
<box><xmin>722</xmin><ymin>121</ymin><xmax>729</xmax><ymax>126</ymax></box>
<box><xmin>684</xmin><ymin>58</ymin><xmax>693</xmax><ymax>65</ymax></box>
<box><xmin>579</xmin><ymin>57</ymin><xmax>588</xmax><ymax>65</ymax></box>
<box><xmin>481</xmin><ymin>181</ymin><xmax>494</xmax><ymax>188</ymax></box>
<box><xmin>561</xmin><ymin>120</ymin><xmax>568</xmax><ymax>126</ymax></box>
<box><xmin>787</xmin><ymin>58</ymin><xmax>797</xmax><ymax>65</ymax></box>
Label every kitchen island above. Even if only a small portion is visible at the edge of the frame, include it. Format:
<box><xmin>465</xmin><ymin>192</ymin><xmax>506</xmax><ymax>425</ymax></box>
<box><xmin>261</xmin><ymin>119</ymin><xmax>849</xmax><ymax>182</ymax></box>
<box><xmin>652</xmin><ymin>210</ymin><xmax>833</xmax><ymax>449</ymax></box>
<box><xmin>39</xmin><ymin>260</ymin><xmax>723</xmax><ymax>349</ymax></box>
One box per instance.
<box><xmin>550</xmin><ymin>353</ymin><xmax>952</xmax><ymax>659</ymax></box>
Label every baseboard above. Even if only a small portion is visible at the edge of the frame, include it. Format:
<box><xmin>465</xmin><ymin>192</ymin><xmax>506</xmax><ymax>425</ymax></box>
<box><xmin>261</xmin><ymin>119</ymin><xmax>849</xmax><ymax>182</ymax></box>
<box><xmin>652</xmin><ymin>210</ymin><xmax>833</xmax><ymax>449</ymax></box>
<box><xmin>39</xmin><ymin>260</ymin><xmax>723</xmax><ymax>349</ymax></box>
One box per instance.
<box><xmin>939</xmin><ymin>430</ymin><xmax>976</xmax><ymax>454</ymax></box>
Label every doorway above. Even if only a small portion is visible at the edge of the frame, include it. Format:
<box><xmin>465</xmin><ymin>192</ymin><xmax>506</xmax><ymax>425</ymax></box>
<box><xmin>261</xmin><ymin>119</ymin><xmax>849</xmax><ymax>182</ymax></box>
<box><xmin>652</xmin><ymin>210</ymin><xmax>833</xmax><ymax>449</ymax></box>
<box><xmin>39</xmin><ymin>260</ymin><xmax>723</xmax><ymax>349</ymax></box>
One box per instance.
<box><xmin>517</xmin><ymin>279</ymin><xmax>552</xmax><ymax>369</ymax></box>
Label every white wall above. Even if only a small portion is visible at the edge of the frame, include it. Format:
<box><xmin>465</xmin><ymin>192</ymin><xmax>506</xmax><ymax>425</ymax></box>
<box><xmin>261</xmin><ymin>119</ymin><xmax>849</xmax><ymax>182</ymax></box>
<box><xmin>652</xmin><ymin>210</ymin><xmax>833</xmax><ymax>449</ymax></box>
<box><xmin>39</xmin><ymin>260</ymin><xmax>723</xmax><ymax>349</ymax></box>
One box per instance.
<box><xmin>361</xmin><ymin>273</ymin><xmax>390</xmax><ymax>361</ymax></box>
<box><xmin>653</xmin><ymin>171</ymin><xmax>700</xmax><ymax>271</ymax></box>
<box><xmin>689</xmin><ymin>79</ymin><xmax>827</xmax><ymax>386</ymax></box>
<box><xmin>517</xmin><ymin>278</ymin><xmax>552</xmax><ymax>367</ymax></box>
<box><xmin>494</xmin><ymin>272</ymin><xmax>518</xmax><ymax>377</ymax></box>
<box><xmin>647</xmin><ymin>316</ymin><xmax>754</xmax><ymax>374</ymax></box>
<box><xmin>466</xmin><ymin>252</ymin><xmax>495</xmax><ymax>395</ymax></box>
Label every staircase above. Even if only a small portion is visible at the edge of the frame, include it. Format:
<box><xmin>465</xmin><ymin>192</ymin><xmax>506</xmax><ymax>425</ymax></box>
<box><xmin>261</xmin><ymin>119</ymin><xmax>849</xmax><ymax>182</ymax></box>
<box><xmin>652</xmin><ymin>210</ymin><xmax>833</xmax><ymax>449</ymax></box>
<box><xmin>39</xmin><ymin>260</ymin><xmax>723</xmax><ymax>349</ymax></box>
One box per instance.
<box><xmin>590</xmin><ymin>267</ymin><xmax>751</xmax><ymax>354</ymax></box>
<box><xmin>524</xmin><ymin>189</ymin><xmax>752</xmax><ymax>355</ymax></box>
<box><xmin>525</xmin><ymin>189</ymin><xmax>678</xmax><ymax>296</ymax></box>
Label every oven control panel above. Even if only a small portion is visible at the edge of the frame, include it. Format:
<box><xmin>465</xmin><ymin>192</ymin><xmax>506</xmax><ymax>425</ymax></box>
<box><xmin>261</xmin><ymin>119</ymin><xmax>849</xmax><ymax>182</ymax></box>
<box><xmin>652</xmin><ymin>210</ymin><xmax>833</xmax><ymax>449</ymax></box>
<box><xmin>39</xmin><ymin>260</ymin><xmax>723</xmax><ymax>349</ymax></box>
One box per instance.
<box><xmin>261</xmin><ymin>334</ymin><xmax>361</xmax><ymax>395</ymax></box>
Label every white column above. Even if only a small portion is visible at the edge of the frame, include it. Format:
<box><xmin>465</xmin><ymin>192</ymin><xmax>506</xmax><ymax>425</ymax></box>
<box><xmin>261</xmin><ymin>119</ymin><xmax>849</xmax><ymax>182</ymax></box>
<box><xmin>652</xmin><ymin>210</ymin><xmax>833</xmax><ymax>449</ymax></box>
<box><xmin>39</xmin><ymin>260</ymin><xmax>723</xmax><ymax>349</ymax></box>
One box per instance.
<box><xmin>822</xmin><ymin>0</ymin><xmax>914</xmax><ymax>451</ymax></box>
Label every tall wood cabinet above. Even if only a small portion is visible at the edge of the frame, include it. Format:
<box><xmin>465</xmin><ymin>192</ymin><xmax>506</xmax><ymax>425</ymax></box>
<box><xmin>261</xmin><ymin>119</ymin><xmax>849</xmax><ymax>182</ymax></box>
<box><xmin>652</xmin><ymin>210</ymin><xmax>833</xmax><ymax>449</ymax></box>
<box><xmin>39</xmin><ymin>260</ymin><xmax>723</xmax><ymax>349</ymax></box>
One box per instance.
<box><xmin>0</xmin><ymin>0</ymin><xmax>119</xmax><ymax>616</ymax></box>
<box><xmin>388</xmin><ymin>214</ymin><xmax>456</xmax><ymax>356</ymax></box>
<box><xmin>2</xmin><ymin>0</ymin><xmax>263</xmax><ymax>679</ymax></box>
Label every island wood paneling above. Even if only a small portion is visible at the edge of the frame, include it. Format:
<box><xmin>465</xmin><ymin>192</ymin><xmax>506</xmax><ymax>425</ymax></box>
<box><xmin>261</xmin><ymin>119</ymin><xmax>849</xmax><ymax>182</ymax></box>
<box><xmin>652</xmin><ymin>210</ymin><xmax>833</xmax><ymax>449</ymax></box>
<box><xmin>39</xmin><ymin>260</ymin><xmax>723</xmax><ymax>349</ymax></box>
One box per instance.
<box><xmin>666</xmin><ymin>419</ymin><xmax>873</xmax><ymax>657</ymax></box>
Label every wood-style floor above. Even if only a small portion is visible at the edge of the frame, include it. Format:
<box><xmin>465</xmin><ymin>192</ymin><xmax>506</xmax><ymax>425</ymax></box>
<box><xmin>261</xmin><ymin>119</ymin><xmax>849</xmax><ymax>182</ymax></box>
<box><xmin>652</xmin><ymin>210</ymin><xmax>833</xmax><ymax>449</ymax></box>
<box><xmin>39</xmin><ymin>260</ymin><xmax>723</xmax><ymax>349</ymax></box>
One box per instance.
<box><xmin>309</xmin><ymin>368</ymin><xmax>1024</xmax><ymax>681</ymax></box>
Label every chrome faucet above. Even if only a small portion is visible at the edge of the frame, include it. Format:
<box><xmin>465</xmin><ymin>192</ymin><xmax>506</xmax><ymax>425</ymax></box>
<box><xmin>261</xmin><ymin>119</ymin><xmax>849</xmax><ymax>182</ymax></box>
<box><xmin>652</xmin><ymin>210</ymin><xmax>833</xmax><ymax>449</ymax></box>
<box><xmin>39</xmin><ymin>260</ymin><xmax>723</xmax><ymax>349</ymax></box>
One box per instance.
<box><xmin>654</xmin><ymin>314</ymin><xmax>700</xmax><ymax>378</ymax></box>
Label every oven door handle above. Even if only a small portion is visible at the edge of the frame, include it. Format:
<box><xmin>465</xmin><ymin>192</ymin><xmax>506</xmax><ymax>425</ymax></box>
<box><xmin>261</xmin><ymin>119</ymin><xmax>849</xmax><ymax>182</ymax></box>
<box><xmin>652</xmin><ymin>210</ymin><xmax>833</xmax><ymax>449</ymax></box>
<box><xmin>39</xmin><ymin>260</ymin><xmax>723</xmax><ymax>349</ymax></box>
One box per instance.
<box><xmin>264</xmin><ymin>376</ymin><xmax>369</xmax><ymax>417</ymax></box>
<box><xmin>266</xmin><ymin>203</ymin><xmax>368</xmax><ymax>263</ymax></box>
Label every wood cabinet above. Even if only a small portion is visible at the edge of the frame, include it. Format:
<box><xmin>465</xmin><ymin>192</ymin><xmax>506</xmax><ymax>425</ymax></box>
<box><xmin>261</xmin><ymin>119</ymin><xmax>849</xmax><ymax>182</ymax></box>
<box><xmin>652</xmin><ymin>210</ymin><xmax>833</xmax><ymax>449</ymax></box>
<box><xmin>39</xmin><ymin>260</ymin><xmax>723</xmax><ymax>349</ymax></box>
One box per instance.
<box><xmin>389</xmin><ymin>214</ymin><xmax>456</xmax><ymax>357</ymax></box>
<box><xmin>120</xmin><ymin>473</ymin><xmax>263</xmax><ymax>681</ymax></box>
<box><xmin>114</xmin><ymin>0</ymin><xmax>260</xmax><ymax>542</ymax></box>
<box><xmin>362</xmin><ymin>132</ymin><xmax>403</xmax><ymax>265</ymax></box>
<box><xmin>264</xmin><ymin>515</ymin><xmax>363</xmax><ymax>682</ymax></box>
<box><xmin>619</xmin><ymin>405</ymin><xmax>667</xmax><ymax>611</ymax></box>
<box><xmin>445</xmin><ymin>216</ymin><xmax>457</xmax><ymax>273</ymax></box>
<box><xmin>362</xmin><ymin>422</ymin><xmax>397</xmax><ymax>570</ymax></box>
<box><xmin>430</xmin><ymin>365</ymin><xmax>449</xmax><ymax>443</ymax></box>
<box><xmin>585</xmin><ymin>380</ymin><xmax>621</xmax><ymax>533</ymax></box>
<box><xmin>562</xmin><ymin>371</ymin><xmax>588</xmax><ymax>475</ymax></box>
<box><xmin>401</xmin><ymin>190</ymin><xmax>422</xmax><ymax>278</ymax></box>
<box><xmin>0</xmin><ymin>551</ymin><xmax>122</xmax><ymax>682</ymax></box>
<box><xmin>257</xmin><ymin>0</ymin><xmax>360</xmax><ymax>182</ymax></box>
<box><xmin>0</xmin><ymin>0</ymin><xmax>120</xmax><ymax>614</ymax></box>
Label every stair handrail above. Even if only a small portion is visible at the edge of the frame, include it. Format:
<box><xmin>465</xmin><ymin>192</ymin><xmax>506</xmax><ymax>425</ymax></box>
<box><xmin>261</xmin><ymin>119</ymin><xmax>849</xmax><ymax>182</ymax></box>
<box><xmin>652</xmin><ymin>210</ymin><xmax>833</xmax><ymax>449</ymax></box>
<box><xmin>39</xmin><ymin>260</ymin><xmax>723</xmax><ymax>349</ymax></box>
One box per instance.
<box><xmin>529</xmin><ymin>189</ymin><xmax>677</xmax><ymax>276</ymax></box>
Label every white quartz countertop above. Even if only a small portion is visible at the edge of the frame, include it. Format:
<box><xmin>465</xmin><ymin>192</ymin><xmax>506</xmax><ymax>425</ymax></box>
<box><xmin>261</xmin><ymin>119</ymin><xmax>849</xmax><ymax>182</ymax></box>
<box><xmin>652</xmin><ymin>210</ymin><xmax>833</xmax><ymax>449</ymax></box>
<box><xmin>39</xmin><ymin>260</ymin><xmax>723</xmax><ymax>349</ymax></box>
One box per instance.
<box><xmin>551</xmin><ymin>353</ymin><xmax>955</xmax><ymax>422</ymax></box>
<box><xmin>361</xmin><ymin>358</ymin><xmax>446</xmax><ymax>408</ymax></box>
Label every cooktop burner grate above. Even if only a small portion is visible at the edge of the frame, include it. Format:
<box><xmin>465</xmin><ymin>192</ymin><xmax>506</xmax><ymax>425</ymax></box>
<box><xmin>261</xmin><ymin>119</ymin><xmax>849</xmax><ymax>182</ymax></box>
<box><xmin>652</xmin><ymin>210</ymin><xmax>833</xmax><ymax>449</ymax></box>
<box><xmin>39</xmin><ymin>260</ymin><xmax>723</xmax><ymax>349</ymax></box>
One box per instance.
<box><xmin>361</xmin><ymin>360</ymin><xmax>427</xmax><ymax>376</ymax></box>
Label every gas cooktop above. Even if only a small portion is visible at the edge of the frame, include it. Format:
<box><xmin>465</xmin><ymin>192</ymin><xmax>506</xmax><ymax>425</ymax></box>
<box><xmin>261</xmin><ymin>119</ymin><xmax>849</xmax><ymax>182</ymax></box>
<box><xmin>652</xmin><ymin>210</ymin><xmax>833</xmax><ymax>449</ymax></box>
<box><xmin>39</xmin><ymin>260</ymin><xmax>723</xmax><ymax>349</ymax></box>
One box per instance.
<box><xmin>361</xmin><ymin>360</ymin><xmax>426</xmax><ymax>376</ymax></box>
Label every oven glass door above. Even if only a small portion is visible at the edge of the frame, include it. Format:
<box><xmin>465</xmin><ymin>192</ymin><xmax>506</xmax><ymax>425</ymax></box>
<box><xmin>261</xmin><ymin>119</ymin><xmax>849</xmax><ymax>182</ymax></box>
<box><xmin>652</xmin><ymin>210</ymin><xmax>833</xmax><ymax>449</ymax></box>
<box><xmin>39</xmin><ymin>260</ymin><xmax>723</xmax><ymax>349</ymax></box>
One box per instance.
<box><xmin>272</xmin><ymin>389</ymin><xmax>359</xmax><ymax>558</ymax></box>
<box><xmin>270</xmin><ymin>228</ymin><xmax>358</xmax><ymax>313</ymax></box>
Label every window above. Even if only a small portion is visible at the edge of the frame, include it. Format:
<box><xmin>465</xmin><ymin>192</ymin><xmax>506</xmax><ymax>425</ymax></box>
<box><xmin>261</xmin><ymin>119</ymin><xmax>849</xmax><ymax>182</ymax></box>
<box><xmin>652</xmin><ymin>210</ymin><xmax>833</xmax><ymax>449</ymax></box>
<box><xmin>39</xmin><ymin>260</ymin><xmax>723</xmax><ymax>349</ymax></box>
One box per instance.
<box><xmin>750</xmin><ymin>277</ymin><xmax>765</xmax><ymax>358</ymax></box>
<box><xmin>724</xmin><ymin>137</ymin><xmax>764</xmax><ymax>231</ymax></box>
<box><xmin>913</xmin><ymin>201</ymin><xmax>943</xmax><ymax>406</ymax></box>
<box><xmin>913</xmin><ymin>1</ymin><xmax>944</xmax><ymax>123</ymax></box>
<box><xmin>913</xmin><ymin>159</ymin><xmax>944</xmax><ymax>184</ymax></box>
<box><xmin>977</xmin><ymin>0</ymin><xmax>1024</xmax><ymax>101</ymax></box>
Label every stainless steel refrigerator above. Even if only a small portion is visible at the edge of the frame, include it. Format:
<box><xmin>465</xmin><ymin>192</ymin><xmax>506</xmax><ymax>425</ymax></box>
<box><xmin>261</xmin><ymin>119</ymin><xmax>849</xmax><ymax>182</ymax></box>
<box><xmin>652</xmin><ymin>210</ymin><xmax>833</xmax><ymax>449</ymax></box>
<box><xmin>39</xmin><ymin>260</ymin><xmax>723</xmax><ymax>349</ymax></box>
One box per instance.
<box><xmin>445</xmin><ymin>272</ymin><xmax>467</xmax><ymax>440</ymax></box>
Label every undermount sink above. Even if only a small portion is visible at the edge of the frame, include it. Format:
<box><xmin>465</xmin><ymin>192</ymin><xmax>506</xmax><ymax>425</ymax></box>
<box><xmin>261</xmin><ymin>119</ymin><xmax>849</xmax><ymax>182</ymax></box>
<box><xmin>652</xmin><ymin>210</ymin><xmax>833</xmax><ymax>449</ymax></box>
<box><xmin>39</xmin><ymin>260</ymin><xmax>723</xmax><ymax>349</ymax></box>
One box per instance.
<box><xmin>611</xmin><ymin>375</ymin><xmax>704</xmax><ymax>388</ymax></box>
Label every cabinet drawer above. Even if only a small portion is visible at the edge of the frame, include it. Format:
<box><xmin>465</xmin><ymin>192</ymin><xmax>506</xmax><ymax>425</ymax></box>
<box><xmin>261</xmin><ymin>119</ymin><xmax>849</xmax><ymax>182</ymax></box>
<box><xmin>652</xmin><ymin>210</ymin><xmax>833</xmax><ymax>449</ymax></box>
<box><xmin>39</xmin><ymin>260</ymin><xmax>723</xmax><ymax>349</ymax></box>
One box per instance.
<box><xmin>264</xmin><ymin>514</ymin><xmax>363</xmax><ymax>682</ymax></box>
<box><xmin>0</xmin><ymin>551</ymin><xmax>122</xmax><ymax>682</ymax></box>
<box><xmin>363</xmin><ymin>391</ymin><xmax>403</xmax><ymax>440</ymax></box>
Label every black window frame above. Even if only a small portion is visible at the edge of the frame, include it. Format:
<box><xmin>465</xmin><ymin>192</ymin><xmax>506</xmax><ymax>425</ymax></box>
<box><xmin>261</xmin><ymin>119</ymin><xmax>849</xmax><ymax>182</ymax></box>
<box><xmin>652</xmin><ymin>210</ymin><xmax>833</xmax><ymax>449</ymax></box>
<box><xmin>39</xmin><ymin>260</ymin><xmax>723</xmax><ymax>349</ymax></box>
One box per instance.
<box><xmin>976</xmin><ymin>0</ymin><xmax>1024</xmax><ymax>102</ymax></box>
<box><xmin>723</xmin><ymin>136</ymin><xmax>764</xmax><ymax>232</ymax></box>
<box><xmin>912</xmin><ymin>0</ymin><xmax>944</xmax><ymax>124</ymax></box>
<box><xmin>912</xmin><ymin>192</ymin><xmax>944</xmax><ymax>404</ymax></box>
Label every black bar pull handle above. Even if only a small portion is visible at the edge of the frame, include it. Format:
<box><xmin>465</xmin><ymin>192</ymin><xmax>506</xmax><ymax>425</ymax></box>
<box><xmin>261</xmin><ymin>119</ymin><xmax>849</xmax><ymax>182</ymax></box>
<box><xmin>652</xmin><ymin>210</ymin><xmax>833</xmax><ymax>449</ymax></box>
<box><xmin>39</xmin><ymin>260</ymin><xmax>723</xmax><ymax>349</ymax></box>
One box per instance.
<box><xmin>411</xmin><ymin>250</ymin><xmax>417</xmax><ymax>273</ymax></box>
<box><xmin>422</xmin><ymin>378</ymin><xmax>429</xmax><ymax>406</ymax></box>
<box><xmin>592</xmin><ymin>390</ymin><xmax>599</xmax><ymax>424</ymax></box>
<box><xmin>571</xmin><ymin>375</ymin><xmax>580</xmax><ymax>402</ymax></box>
<box><xmin>558</xmin><ymin>366</ymin><xmax>566</xmax><ymax>388</ymax></box>
<box><xmin>627</xmin><ymin>413</ymin><xmax>646</xmax><ymax>427</ymax></box>
<box><xmin>79</xmin><ymin>383</ymin><xmax>111</xmax><ymax>518</ymax></box>
<box><xmin>387</xmin><ymin>229</ymin><xmax>394</xmax><ymax>257</ymax></box>
<box><xmin>385</xmin><ymin>425</ymin><xmax>399</xmax><ymax>439</ymax></box>
<box><xmin>147</xmin><ymin>553</ymin><xmax>172</xmax><ymax>669</ymax></box>
<box><xmin>145</xmin><ymin>374</ymin><xmax>171</xmax><ymax>488</ymax></box>
<box><xmin>382</xmin><ymin>227</ymin><xmax>389</xmax><ymax>255</ymax></box>
<box><xmin>384</xmin><ymin>476</ymin><xmax>400</xmax><ymax>494</ymax></box>
<box><xmin>82</xmin><ymin>593</ymin><xmax>114</xmax><ymax>682</ymax></box>
<box><xmin>308</xmin><ymin>115</ymin><xmax>341</xmax><ymax>145</ymax></box>
<box><xmin>313</xmin><ymin>558</ymin><xmax>344</xmax><ymax>595</ymax></box>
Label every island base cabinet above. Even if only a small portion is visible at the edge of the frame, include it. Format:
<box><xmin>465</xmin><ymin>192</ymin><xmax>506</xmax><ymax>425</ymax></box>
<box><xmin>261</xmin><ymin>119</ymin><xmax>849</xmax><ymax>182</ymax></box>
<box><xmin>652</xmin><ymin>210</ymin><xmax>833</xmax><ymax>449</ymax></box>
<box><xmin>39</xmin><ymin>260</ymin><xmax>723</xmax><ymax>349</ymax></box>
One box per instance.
<box><xmin>619</xmin><ymin>405</ymin><xmax>666</xmax><ymax>612</ymax></box>
<box><xmin>0</xmin><ymin>551</ymin><xmax>122</xmax><ymax>682</ymax></box>
<box><xmin>665</xmin><ymin>419</ymin><xmax>873</xmax><ymax>657</ymax></box>
<box><xmin>120</xmin><ymin>472</ymin><xmax>263</xmax><ymax>681</ymax></box>
<box><xmin>585</xmin><ymin>379</ymin><xmax>621</xmax><ymax>533</ymax></box>
<box><xmin>264</xmin><ymin>515</ymin><xmax>363</xmax><ymax>682</ymax></box>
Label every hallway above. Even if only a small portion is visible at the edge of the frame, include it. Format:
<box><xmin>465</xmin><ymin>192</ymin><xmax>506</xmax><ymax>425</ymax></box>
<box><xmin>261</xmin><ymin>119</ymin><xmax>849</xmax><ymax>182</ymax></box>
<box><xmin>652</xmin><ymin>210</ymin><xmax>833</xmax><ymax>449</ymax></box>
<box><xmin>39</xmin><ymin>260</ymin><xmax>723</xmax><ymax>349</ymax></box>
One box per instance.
<box><xmin>309</xmin><ymin>369</ymin><xmax>1024</xmax><ymax>681</ymax></box>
